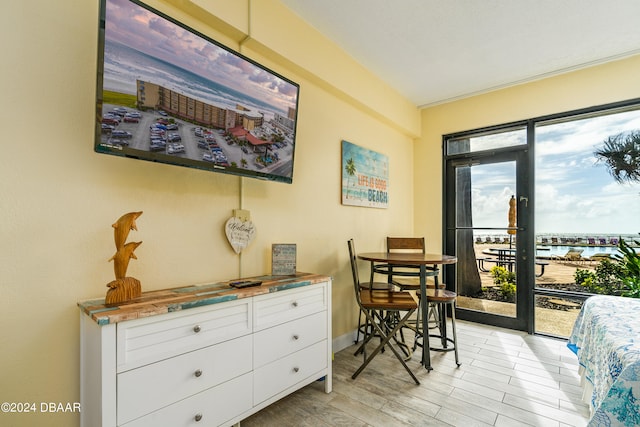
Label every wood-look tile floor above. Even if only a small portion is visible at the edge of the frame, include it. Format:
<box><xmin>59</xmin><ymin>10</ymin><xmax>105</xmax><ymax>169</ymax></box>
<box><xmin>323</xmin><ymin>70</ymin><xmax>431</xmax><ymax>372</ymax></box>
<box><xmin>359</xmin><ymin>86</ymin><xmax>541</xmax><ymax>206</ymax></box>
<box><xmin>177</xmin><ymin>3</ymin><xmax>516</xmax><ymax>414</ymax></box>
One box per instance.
<box><xmin>240</xmin><ymin>320</ymin><xmax>590</xmax><ymax>427</ymax></box>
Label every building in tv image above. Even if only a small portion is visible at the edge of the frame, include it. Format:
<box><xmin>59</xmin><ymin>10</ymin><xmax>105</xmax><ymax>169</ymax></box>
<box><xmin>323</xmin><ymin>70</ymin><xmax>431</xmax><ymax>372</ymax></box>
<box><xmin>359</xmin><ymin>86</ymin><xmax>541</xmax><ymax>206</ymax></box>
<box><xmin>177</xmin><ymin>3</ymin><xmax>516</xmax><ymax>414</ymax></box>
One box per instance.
<box><xmin>95</xmin><ymin>0</ymin><xmax>300</xmax><ymax>183</ymax></box>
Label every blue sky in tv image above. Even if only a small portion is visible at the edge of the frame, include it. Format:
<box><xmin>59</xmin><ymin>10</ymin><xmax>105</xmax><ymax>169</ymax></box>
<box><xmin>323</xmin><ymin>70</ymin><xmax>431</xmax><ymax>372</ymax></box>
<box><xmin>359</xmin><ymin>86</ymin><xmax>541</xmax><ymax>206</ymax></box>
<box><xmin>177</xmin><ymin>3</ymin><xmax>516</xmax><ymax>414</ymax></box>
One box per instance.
<box><xmin>468</xmin><ymin>109</ymin><xmax>640</xmax><ymax>237</ymax></box>
<box><xmin>103</xmin><ymin>0</ymin><xmax>298</xmax><ymax>118</ymax></box>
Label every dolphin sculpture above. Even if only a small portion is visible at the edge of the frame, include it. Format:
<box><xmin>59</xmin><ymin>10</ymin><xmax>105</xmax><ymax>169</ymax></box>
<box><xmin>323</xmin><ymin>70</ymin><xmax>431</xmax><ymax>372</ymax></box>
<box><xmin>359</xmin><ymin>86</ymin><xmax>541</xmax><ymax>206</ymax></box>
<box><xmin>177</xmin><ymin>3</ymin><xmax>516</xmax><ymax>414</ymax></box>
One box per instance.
<box><xmin>109</xmin><ymin>241</ymin><xmax>142</xmax><ymax>280</ymax></box>
<box><xmin>112</xmin><ymin>211</ymin><xmax>143</xmax><ymax>250</ymax></box>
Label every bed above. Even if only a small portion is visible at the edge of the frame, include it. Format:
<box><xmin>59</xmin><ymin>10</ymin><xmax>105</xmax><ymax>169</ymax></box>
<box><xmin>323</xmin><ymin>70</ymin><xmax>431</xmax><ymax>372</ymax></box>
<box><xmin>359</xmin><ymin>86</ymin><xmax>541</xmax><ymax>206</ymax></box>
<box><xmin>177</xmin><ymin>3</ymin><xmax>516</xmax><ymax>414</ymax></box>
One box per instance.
<box><xmin>567</xmin><ymin>295</ymin><xmax>640</xmax><ymax>426</ymax></box>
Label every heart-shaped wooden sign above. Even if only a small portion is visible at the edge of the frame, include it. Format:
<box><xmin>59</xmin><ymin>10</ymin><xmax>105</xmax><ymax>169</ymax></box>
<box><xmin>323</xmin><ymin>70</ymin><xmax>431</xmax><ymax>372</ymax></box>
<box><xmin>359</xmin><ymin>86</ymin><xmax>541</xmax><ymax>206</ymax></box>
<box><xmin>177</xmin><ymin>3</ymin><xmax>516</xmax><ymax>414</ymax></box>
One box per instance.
<box><xmin>225</xmin><ymin>217</ymin><xmax>256</xmax><ymax>254</ymax></box>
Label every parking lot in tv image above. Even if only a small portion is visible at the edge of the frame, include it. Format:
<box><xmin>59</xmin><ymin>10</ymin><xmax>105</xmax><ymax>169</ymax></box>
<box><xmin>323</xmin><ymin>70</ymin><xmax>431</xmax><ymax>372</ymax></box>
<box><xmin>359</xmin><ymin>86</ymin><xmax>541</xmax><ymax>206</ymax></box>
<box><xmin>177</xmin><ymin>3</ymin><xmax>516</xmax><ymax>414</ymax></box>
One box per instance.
<box><xmin>99</xmin><ymin>104</ymin><xmax>294</xmax><ymax>179</ymax></box>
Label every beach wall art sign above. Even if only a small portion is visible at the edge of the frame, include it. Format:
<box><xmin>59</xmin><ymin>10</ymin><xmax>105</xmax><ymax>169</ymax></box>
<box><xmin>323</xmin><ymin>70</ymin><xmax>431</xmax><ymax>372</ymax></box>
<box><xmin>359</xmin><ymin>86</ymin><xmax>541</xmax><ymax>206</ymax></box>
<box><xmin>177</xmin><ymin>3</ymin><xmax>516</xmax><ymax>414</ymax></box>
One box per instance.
<box><xmin>341</xmin><ymin>140</ymin><xmax>389</xmax><ymax>208</ymax></box>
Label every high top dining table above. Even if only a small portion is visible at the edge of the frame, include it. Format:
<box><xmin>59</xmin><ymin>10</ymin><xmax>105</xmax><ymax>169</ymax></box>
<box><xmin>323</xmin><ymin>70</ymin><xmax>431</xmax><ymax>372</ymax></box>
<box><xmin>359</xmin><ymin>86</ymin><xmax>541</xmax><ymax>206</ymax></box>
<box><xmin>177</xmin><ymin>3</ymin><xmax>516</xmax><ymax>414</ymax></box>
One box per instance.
<box><xmin>357</xmin><ymin>251</ymin><xmax>458</xmax><ymax>370</ymax></box>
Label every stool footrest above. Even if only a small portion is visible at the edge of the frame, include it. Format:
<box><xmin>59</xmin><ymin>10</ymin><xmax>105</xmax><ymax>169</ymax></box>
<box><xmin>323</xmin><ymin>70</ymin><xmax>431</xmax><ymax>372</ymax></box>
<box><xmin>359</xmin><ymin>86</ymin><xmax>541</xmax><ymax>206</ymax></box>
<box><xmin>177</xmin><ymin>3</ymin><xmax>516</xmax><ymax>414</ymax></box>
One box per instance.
<box><xmin>427</xmin><ymin>334</ymin><xmax>456</xmax><ymax>352</ymax></box>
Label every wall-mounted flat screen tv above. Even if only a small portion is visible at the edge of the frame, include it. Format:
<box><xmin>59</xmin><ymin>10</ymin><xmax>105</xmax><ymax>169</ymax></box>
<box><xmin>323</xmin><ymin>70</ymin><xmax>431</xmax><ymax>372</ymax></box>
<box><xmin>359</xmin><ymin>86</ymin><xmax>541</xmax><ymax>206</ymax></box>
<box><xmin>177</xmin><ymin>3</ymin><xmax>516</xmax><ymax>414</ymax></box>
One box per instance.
<box><xmin>95</xmin><ymin>0</ymin><xmax>300</xmax><ymax>183</ymax></box>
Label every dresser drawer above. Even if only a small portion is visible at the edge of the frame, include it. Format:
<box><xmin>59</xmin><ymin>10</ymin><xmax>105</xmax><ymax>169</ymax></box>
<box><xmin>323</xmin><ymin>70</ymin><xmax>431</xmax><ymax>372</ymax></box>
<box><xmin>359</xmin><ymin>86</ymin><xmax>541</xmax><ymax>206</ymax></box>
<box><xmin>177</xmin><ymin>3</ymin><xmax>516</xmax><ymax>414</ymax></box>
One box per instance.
<box><xmin>117</xmin><ymin>298</ymin><xmax>251</xmax><ymax>372</ymax></box>
<box><xmin>253</xmin><ymin>311</ymin><xmax>327</xmax><ymax>368</ymax></box>
<box><xmin>253</xmin><ymin>340</ymin><xmax>327</xmax><ymax>404</ymax></box>
<box><xmin>253</xmin><ymin>283</ymin><xmax>327</xmax><ymax>331</ymax></box>
<box><xmin>118</xmin><ymin>334</ymin><xmax>252</xmax><ymax>425</ymax></box>
<box><xmin>121</xmin><ymin>372</ymin><xmax>253</xmax><ymax>427</ymax></box>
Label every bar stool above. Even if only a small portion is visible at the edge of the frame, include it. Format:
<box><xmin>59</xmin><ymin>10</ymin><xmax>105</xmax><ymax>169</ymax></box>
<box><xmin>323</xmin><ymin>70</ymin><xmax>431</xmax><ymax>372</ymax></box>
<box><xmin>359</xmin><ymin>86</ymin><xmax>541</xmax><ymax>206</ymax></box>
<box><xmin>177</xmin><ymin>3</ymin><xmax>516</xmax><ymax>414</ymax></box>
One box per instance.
<box><xmin>348</xmin><ymin>239</ymin><xmax>421</xmax><ymax>384</ymax></box>
<box><xmin>347</xmin><ymin>238</ymin><xmax>404</xmax><ymax>351</ymax></box>
<box><xmin>372</xmin><ymin>237</ymin><xmax>440</xmax><ymax>290</ymax></box>
<box><xmin>414</xmin><ymin>288</ymin><xmax>461</xmax><ymax>367</ymax></box>
<box><xmin>371</xmin><ymin>237</ymin><xmax>443</xmax><ymax>345</ymax></box>
<box><xmin>354</xmin><ymin>280</ymin><xmax>394</xmax><ymax>345</ymax></box>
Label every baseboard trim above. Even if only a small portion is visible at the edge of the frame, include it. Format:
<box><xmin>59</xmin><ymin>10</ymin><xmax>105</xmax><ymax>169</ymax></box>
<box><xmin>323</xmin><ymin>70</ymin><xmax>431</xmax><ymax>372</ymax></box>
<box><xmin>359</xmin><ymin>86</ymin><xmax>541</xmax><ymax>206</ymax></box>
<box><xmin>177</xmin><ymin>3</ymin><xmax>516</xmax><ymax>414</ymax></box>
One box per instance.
<box><xmin>332</xmin><ymin>329</ymin><xmax>358</xmax><ymax>354</ymax></box>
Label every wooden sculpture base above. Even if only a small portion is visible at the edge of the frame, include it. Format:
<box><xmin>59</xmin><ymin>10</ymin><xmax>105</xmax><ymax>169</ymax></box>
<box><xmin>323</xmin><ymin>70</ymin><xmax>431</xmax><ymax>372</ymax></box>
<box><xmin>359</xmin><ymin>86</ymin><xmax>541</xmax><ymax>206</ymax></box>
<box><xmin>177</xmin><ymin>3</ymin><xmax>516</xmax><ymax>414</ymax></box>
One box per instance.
<box><xmin>105</xmin><ymin>277</ymin><xmax>141</xmax><ymax>305</ymax></box>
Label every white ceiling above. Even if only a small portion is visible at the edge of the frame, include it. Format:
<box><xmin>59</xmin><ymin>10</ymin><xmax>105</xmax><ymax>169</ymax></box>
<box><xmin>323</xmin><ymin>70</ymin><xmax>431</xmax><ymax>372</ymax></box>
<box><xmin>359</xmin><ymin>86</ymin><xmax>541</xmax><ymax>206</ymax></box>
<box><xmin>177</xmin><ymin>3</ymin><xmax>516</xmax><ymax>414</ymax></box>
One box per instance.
<box><xmin>280</xmin><ymin>0</ymin><xmax>640</xmax><ymax>108</ymax></box>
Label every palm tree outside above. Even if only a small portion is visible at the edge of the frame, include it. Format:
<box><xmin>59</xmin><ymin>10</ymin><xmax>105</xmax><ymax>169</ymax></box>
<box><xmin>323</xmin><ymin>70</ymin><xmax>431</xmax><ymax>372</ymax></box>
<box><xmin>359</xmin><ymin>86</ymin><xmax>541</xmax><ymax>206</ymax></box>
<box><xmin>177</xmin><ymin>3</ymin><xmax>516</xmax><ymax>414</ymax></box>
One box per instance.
<box><xmin>595</xmin><ymin>130</ymin><xmax>640</xmax><ymax>184</ymax></box>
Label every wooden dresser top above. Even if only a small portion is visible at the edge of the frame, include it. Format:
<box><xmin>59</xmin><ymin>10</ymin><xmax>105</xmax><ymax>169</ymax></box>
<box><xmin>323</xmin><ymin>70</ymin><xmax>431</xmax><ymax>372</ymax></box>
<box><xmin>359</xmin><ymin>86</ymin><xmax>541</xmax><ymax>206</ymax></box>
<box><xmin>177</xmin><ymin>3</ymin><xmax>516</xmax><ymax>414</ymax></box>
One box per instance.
<box><xmin>78</xmin><ymin>273</ymin><xmax>330</xmax><ymax>325</ymax></box>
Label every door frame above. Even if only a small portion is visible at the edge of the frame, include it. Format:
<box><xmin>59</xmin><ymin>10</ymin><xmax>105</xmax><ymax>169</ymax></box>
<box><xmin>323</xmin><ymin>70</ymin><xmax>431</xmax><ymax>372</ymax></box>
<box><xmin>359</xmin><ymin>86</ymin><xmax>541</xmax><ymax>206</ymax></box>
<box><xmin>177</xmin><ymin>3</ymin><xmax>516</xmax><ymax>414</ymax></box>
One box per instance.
<box><xmin>442</xmin><ymin>129</ymin><xmax>535</xmax><ymax>332</ymax></box>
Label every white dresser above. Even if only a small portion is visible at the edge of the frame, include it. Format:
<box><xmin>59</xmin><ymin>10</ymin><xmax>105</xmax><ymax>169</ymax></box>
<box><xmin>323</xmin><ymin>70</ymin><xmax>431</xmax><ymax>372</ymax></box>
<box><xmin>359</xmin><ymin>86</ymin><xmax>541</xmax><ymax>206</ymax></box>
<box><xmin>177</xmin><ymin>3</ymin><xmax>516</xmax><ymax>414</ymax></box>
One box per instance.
<box><xmin>79</xmin><ymin>273</ymin><xmax>332</xmax><ymax>427</ymax></box>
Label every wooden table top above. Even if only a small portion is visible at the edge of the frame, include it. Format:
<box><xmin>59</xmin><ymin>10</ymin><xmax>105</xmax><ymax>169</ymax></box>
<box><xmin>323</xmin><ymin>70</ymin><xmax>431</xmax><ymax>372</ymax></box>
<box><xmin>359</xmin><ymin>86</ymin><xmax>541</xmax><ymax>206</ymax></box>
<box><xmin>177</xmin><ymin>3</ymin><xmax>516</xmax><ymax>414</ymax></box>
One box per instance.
<box><xmin>357</xmin><ymin>252</ymin><xmax>457</xmax><ymax>265</ymax></box>
<box><xmin>78</xmin><ymin>272</ymin><xmax>330</xmax><ymax>325</ymax></box>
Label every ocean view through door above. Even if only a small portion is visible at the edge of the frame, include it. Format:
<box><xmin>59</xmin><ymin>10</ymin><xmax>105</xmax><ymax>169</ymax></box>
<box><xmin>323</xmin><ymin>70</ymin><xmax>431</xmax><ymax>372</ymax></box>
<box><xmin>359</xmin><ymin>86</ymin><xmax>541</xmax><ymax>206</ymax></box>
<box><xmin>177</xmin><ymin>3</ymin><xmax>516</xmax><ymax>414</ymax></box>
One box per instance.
<box><xmin>444</xmin><ymin>100</ymin><xmax>640</xmax><ymax>336</ymax></box>
<box><xmin>532</xmin><ymin>107</ymin><xmax>640</xmax><ymax>336</ymax></box>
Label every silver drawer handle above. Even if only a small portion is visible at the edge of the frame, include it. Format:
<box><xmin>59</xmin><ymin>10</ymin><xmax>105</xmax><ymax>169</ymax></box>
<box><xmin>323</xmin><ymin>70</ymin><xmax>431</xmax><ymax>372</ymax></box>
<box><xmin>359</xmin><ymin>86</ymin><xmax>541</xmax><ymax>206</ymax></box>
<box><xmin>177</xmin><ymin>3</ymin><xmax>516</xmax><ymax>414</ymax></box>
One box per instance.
<box><xmin>293</xmin><ymin>367</ymin><xmax>299</xmax><ymax>373</ymax></box>
<box><xmin>292</xmin><ymin>334</ymin><xmax>299</xmax><ymax>340</ymax></box>
<box><xmin>194</xmin><ymin>413</ymin><xmax>203</xmax><ymax>422</ymax></box>
<box><xmin>291</xmin><ymin>301</ymin><xmax>298</xmax><ymax>308</ymax></box>
<box><xmin>194</xmin><ymin>369</ymin><xmax>203</xmax><ymax>378</ymax></box>
<box><xmin>193</xmin><ymin>325</ymin><xmax>201</xmax><ymax>333</ymax></box>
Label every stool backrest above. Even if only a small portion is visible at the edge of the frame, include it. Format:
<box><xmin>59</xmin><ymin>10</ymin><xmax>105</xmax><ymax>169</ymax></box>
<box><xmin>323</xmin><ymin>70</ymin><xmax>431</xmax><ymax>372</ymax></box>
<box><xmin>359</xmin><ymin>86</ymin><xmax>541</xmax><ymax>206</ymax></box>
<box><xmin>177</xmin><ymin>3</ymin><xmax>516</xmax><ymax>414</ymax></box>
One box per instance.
<box><xmin>387</xmin><ymin>237</ymin><xmax>425</xmax><ymax>254</ymax></box>
<box><xmin>347</xmin><ymin>239</ymin><xmax>362</xmax><ymax>301</ymax></box>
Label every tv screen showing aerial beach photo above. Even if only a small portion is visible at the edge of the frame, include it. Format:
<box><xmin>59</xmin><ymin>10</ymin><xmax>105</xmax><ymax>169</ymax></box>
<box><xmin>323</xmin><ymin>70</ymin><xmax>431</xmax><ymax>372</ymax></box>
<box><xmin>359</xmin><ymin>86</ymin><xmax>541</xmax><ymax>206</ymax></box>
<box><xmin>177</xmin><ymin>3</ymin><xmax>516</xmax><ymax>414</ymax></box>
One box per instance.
<box><xmin>95</xmin><ymin>0</ymin><xmax>300</xmax><ymax>183</ymax></box>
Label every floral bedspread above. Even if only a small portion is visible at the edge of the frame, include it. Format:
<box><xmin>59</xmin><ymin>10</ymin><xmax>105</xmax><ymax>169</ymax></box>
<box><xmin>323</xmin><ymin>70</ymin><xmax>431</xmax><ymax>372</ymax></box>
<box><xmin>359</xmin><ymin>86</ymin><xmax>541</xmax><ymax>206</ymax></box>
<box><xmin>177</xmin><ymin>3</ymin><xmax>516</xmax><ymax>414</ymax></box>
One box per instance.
<box><xmin>568</xmin><ymin>295</ymin><xmax>640</xmax><ymax>426</ymax></box>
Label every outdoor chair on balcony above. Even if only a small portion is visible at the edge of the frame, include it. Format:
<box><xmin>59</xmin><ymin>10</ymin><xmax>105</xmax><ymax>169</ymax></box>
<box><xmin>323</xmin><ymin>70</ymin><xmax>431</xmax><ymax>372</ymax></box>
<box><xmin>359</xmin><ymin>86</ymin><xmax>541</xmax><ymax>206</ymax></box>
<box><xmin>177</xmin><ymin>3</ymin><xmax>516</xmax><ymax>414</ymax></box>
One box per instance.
<box><xmin>552</xmin><ymin>248</ymin><xmax>585</xmax><ymax>263</ymax></box>
<box><xmin>588</xmin><ymin>253</ymin><xmax>612</xmax><ymax>264</ymax></box>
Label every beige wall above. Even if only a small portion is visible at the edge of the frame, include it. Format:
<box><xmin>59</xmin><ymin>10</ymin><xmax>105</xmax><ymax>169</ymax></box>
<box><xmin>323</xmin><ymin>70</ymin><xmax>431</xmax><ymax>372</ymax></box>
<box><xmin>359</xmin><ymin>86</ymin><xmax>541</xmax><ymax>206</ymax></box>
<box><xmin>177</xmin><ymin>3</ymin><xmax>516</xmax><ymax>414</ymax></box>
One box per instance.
<box><xmin>414</xmin><ymin>55</ymin><xmax>640</xmax><ymax>247</ymax></box>
<box><xmin>3</xmin><ymin>0</ymin><xmax>640</xmax><ymax>425</ymax></box>
<box><xmin>0</xmin><ymin>1</ymin><xmax>417</xmax><ymax>426</ymax></box>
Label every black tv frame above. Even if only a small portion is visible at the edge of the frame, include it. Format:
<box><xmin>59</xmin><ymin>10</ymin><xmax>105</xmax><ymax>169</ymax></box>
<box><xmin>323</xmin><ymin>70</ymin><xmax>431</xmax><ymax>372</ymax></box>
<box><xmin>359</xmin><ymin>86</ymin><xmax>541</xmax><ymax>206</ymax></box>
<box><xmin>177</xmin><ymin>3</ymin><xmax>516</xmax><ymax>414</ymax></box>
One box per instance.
<box><xmin>95</xmin><ymin>0</ymin><xmax>300</xmax><ymax>184</ymax></box>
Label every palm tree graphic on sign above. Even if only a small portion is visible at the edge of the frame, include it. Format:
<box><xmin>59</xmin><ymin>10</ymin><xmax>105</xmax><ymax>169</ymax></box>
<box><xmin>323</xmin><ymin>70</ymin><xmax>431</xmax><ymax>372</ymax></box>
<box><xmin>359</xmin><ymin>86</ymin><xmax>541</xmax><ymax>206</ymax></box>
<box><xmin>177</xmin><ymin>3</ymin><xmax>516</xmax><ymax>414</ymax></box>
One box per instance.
<box><xmin>345</xmin><ymin>157</ymin><xmax>356</xmax><ymax>199</ymax></box>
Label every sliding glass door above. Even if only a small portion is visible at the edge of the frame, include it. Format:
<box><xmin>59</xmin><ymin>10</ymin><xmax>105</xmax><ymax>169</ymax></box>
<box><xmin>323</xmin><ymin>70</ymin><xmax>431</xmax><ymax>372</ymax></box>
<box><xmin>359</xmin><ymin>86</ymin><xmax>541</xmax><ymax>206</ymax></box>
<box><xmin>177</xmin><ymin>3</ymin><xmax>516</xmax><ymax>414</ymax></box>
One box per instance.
<box><xmin>443</xmin><ymin>99</ymin><xmax>640</xmax><ymax>336</ymax></box>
